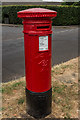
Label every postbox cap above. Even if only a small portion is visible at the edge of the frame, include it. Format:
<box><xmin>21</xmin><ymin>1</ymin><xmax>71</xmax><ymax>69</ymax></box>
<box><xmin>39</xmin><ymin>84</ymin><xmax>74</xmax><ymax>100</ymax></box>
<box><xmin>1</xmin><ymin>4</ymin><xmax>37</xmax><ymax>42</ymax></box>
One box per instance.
<box><xmin>17</xmin><ymin>8</ymin><xmax>57</xmax><ymax>19</ymax></box>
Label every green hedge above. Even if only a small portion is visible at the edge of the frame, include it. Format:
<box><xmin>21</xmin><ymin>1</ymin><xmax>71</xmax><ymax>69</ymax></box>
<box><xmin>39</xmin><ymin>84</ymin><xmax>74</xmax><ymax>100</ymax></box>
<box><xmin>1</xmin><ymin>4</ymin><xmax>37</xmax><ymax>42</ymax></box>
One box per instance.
<box><xmin>2</xmin><ymin>5</ymin><xmax>80</xmax><ymax>26</ymax></box>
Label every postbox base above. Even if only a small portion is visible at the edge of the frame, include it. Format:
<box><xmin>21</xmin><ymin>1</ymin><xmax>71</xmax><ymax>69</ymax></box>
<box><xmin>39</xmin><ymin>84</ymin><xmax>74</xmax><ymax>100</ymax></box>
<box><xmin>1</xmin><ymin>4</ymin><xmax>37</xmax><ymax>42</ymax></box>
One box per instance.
<box><xmin>26</xmin><ymin>88</ymin><xmax>52</xmax><ymax>119</ymax></box>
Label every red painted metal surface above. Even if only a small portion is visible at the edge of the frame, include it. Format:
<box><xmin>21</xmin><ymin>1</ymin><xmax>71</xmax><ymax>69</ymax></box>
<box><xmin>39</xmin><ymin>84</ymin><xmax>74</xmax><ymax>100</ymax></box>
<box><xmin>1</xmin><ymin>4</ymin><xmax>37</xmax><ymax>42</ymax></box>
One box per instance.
<box><xmin>17</xmin><ymin>8</ymin><xmax>57</xmax><ymax>92</ymax></box>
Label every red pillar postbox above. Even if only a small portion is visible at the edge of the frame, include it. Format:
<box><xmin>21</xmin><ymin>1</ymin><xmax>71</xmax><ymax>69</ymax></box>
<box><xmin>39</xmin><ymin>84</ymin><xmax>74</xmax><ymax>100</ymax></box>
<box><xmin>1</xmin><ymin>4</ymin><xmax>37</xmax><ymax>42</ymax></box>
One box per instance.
<box><xmin>17</xmin><ymin>8</ymin><xmax>57</xmax><ymax>118</ymax></box>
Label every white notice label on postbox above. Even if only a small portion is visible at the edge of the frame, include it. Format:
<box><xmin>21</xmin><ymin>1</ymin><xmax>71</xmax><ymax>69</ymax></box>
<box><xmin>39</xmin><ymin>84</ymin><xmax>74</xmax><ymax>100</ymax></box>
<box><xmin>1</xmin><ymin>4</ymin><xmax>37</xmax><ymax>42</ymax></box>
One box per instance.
<box><xmin>39</xmin><ymin>36</ymin><xmax>48</xmax><ymax>51</ymax></box>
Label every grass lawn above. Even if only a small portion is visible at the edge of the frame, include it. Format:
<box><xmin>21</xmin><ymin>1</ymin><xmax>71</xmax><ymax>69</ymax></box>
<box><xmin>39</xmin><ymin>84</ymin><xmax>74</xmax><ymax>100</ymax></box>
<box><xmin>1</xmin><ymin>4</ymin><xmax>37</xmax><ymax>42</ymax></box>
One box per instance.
<box><xmin>1</xmin><ymin>57</ymin><xmax>79</xmax><ymax>119</ymax></box>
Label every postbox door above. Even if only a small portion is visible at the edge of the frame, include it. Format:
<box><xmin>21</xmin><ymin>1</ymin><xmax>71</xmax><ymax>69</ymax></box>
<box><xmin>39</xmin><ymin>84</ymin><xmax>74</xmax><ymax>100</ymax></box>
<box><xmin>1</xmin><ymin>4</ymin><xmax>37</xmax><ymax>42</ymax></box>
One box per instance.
<box><xmin>24</xmin><ymin>33</ymin><xmax>52</xmax><ymax>93</ymax></box>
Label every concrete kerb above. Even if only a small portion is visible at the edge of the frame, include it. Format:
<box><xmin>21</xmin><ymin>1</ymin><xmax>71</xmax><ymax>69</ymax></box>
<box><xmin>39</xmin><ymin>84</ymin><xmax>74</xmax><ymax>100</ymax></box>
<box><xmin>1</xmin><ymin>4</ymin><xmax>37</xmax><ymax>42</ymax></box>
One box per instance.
<box><xmin>0</xmin><ymin>23</ymin><xmax>22</xmax><ymax>27</ymax></box>
<box><xmin>0</xmin><ymin>23</ymin><xmax>78</xmax><ymax>28</ymax></box>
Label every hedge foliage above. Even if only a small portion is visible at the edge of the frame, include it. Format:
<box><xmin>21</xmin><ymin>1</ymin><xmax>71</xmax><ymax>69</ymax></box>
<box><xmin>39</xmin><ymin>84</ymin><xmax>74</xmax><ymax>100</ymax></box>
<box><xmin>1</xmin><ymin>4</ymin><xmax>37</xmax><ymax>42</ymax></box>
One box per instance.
<box><xmin>2</xmin><ymin>5</ymin><xmax>80</xmax><ymax>26</ymax></box>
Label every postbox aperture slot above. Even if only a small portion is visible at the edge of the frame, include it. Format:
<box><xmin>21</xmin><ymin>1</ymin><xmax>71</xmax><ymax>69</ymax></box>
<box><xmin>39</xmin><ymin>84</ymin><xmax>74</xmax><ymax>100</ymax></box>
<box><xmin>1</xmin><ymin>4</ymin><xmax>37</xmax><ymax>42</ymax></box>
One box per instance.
<box><xmin>37</xmin><ymin>26</ymin><xmax>49</xmax><ymax>29</ymax></box>
<box><xmin>37</xmin><ymin>25</ymin><xmax>50</xmax><ymax>30</ymax></box>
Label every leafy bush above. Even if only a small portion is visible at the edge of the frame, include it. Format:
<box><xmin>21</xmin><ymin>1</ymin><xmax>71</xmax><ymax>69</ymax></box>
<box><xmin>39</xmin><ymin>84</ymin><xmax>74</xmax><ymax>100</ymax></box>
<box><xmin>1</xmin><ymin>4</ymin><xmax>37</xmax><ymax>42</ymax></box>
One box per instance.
<box><xmin>2</xmin><ymin>5</ymin><xmax>80</xmax><ymax>26</ymax></box>
<box><xmin>61</xmin><ymin>1</ymin><xmax>80</xmax><ymax>6</ymax></box>
<box><xmin>61</xmin><ymin>2</ymin><xmax>74</xmax><ymax>5</ymax></box>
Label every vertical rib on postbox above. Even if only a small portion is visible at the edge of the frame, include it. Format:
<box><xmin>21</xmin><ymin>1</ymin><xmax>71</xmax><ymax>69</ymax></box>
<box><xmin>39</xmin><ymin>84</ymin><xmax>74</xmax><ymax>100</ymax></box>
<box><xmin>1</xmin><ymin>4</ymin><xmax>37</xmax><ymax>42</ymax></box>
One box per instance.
<box><xmin>17</xmin><ymin>8</ymin><xmax>57</xmax><ymax>119</ymax></box>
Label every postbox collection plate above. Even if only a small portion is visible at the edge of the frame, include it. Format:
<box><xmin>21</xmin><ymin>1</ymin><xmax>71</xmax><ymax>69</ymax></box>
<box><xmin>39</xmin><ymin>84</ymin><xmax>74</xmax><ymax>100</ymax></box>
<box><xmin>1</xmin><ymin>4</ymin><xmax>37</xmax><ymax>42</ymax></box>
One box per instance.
<box><xmin>39</xmin><ymin>36</ymin><xmax>48</xmax><ymax>51</ymax></box>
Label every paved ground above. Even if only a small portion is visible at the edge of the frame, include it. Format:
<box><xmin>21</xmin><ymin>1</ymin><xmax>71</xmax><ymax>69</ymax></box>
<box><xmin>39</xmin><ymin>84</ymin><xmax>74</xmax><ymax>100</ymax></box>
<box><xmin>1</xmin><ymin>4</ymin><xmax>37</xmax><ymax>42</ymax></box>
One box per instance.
<box><xmin>2</xmin><ymin>25</ymin><xmax>78</xmax><ymax>82</ymax></box>
<box><xmin>1</xmin><ymin>0</ymin><xmax>62</xmax><ymax>3</ymax></box>
<box><xmin>1</xmin><ymin>1</ymin><xmax>61</xmax><ymax>5</ymax></box>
